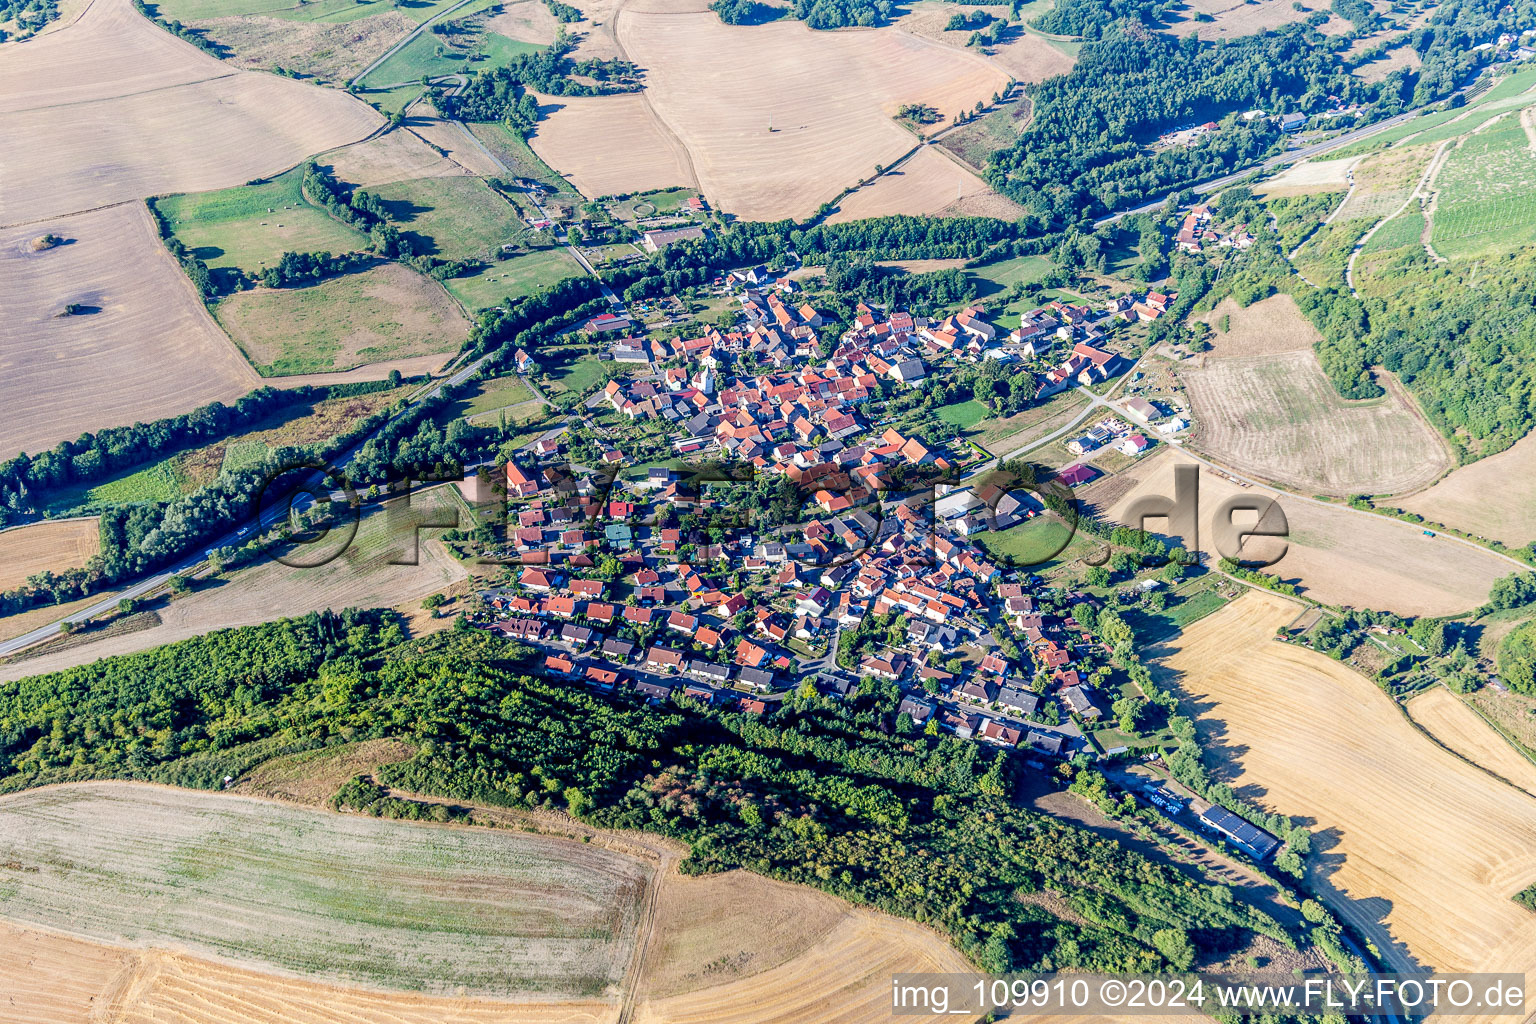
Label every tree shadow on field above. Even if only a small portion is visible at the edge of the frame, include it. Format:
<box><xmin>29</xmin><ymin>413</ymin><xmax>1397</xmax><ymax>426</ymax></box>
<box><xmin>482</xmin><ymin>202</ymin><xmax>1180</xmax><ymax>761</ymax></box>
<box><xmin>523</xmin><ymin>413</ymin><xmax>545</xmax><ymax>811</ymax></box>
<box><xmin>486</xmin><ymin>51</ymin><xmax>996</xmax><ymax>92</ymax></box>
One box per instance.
<box><xmin>1146</xmin><ymin>632</ymin><xmax>1427</xmax><ymax>975</ymax></box>
<box><xmin>373</xmin><ymin>196</ymin><xmax>438</xmax><ymax>256</ymax></box>
<box><xmin>1304</xmin><ymin>827</ymin><xmax>1426</xmax><ymax>973</ymax></box>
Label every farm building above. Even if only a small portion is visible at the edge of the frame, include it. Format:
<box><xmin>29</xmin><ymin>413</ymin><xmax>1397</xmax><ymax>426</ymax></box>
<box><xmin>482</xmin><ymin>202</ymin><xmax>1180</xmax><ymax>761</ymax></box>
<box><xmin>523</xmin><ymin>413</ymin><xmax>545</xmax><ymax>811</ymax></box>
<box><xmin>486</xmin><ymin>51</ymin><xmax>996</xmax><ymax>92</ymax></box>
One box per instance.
<box><xmin>641</xmin><ymin>225</ymin><xmax>708</xmax><ymax>252</ymax></box>
<box><xmin>588</xmin><ymin>312</ymin><xmax>632</xmax><ymax>333</ymax></box>
<box><xmin>1198</xmin><ymin>805</ymin><xmax>1280</xmax><ymax>860</ymax></box>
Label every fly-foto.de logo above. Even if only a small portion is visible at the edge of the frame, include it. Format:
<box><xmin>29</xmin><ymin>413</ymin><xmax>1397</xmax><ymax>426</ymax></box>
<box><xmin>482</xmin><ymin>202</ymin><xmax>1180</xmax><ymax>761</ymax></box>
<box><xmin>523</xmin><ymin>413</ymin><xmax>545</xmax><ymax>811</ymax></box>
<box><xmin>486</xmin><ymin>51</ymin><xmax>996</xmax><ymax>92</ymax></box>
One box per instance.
<box><xmin>1099</xmin><ymin>464</ymin><xmax>1290</xmax><ymax>568</ymax></box>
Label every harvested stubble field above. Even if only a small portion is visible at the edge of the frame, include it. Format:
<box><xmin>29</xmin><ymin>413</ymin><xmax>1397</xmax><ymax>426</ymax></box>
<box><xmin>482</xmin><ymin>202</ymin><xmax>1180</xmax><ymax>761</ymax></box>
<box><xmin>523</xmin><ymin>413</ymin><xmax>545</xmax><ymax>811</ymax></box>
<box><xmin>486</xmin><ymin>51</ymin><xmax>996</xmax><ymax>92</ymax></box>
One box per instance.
<box><xmin>216</xmin><ymin>262</ymin><xmax>469</xmax><ymax>375</ymax></box>
<box><xmin>1397</xmin><ymin>430</ymin><xmax>1536</xmax><ymax>547</ymax></box>
<box><xmin>1406</xmin><ymin>686</ymin><xmax>1536</xmax><ymax>799</ymax></box>
<box><xmin>529</xmin><ymin>92</ymin><xmax>696</xmax><ymax>198</ymax></box>
<box><xmin>828</xmin><ymin>147</ymin><xmax>1011</xmax><ymax>223</ymax></box>
<box><xmin>0</xmin><ymin>781</ymin><xmax>1057</xmax><ymax>1024</ymax></box>
<box><xmin>611</xmin><ymin>2</ymin><xmax>1009</xmax><ymax>220</ymax></box>
<box><xmin>630</xmin><ymin>868</ymin><xmax>974</xmax><ymax>1024</ymax></box>
<box><xmin>1255</xmin><ymin>155</ymin><xmax>1357</xmax><ymax>197</ymax></box>
<box><xmin>893</xmin><ymin>1</ymin><xmax>1076</xmax><ymax>83</ymax></box>
<box><xmin>319</xmin><ymin>130</ymin><xmax>466</xmax><ymax>188</ymax></box>
<box><xmin>0</xmin><ymin>487</ymin><xmax>468</xmax><ymax>682</ymax></box>
<box><xmin>488</xmin><ymin>0</ymin><xmax>560</xmax><ymax>43</ymax></box>
<box><xmin>0</xmin><ymin>781</ymin><xmax>650</xmax><ymax>999</ymax></box>
<box><xmin>0</xmin><ymin>203</ymin><xmax>258</xmax><ymax>461</ymax></box>
<box><xmin>1159</xmin><ymin>0</ymin><xmax>1315</xmax><ymax>40</ymax></box>
<box><xmin>0</xmin><ymin>518</ymin><xmax>99</xmax><ymax>591</ymax></box>
<box><xmin>1103</xmin><ymin>447</ymin><xmax>1508</xmax><ymax>616</ymax></box>
<box><xmin>1184</xmin><ymin>297</ymin><xmax>1450</xmax><ymax>495</ymax></box>
<box><xmin>0</xmin><ymin>0</ymin><xmax>380</xmax><ymax>224</ymax></box>
<box><xmin>1157</xmin><ymin>592</ymin><xmax>1536</xmax><ymax>1003</ymax></box>
<box><xmin>0</xmin><ymin>922</ymin><xmax>616</xmax><ymax>1024</ymax></box>
<box><xmin>1355</xmin><ymin>42</ymin><xmax>1423</xmax><ymax>84</ymax></box>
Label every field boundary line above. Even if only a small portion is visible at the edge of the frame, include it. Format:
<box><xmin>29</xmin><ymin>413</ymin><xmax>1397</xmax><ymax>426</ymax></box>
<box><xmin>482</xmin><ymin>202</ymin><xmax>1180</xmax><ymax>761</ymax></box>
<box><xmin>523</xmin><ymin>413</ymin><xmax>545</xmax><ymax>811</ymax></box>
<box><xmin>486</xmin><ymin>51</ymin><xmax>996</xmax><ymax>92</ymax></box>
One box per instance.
<box><xmin>1399</xmin><ymin>685</ymin><xmax>1536</xmax><ymax>799</ymax></box>
<box><xmin>606</xmin><ymin>0</ymin><xmax>704</xmax><ymax>200</ymax></box>
<box><xmin>7</xmin><ymin>71</ymin><xmax>240</xmax><ymax>116</ymax></box>
<box><xmin>1454</xmin><ymin>685</ymin><xmax>1536</xmax><ymax>770</ymax></box>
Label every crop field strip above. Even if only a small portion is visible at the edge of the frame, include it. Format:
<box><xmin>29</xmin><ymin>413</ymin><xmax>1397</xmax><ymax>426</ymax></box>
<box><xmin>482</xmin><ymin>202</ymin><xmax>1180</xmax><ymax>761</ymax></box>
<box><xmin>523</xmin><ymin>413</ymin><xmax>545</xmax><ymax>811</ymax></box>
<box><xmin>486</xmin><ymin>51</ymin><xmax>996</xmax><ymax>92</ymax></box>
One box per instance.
<box><xmin>1406</xmin><ymin>687</ymin><xmax>1536</xmax><ymax>799</ymax></box>
<box><xmin>0</xmin><ymin>519</ymin><xmax>100</xmax><ymax>592</ymax></box>
<box><xmin>0</xmin><ymin>783</ymin><xmax>651</xmax><ymax>999</ymax></box>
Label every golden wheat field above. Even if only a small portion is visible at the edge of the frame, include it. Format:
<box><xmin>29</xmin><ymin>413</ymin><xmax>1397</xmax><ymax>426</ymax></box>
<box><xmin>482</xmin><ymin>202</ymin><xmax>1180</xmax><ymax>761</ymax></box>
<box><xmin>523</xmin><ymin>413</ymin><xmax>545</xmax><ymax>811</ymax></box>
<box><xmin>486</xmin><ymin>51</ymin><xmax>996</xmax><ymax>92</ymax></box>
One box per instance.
<box><xmin>611</xmin><ymin>0</ymin><xmax>1009</xmax><ymax>219</ymax></box>
<box><xmin>0</xmin><ymin>204</ymin><xmax>259</xmax><ymax>461</ymax></box>
<box><xmin>1406</xmin><ymin>686</ymin><xmax>1536</xmax><ymax>799</ymax></box>
<box><xmin>1101</xmin><ymin>447</ymin><xmax>1509</xmax><ymax>616</ymax></box>
<box><xmin>828</xmin><ymin>146</ymin><xmax>1007</xmax><ymax>223</ymax></box>
<box><xmin>1158</xmin><ymin>591</ymin><xmax>1536</xmax><ymax>1010</ymax></box>
<box><xmin>0</xmin><ymin>518</ymin><xmax>100</xmax><ymax>592</ymax></box>
<box><xmin>0</xmin><ymin>0</ymin><xmax>380</xmax><ymax>224</ymax></box>
<box><xmin>528</xmin><ymin>92</ymin><xmax>696</xmax><ymax>198</ymax></box>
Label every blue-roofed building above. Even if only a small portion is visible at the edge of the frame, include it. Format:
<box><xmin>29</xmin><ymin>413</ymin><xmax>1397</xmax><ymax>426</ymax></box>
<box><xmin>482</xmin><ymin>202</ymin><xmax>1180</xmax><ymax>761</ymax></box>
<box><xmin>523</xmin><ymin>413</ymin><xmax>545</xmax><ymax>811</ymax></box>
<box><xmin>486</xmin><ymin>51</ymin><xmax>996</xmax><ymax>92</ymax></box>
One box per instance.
<box><xmin>1198</xmin><ymin>805</ymin><xmax>1280</xmax><ymax>860</ymax></box>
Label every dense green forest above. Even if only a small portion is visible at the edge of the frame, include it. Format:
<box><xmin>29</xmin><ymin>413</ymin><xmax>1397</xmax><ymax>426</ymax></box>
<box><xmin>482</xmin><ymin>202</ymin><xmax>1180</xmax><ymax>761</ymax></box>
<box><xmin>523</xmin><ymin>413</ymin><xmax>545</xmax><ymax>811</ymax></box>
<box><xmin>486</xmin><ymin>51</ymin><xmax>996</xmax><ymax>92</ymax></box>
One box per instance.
<box><xmin>987</xmin><ymin>25</ymin><xmax>1363</xmax><ymax>226</ymax></box>
<box><xmin>1317</xmin><ymin>245</ymin><xmax>1536</xmax><ymax>458</ymax></box>
<box><xmin>0</xmin><ymin>0</ymin><xmax>57</xmax><ymax>38</ymax></box>
<box><xmin>710</xmin><ymin>0</ymin><xmax>784</xmax><ymax>23</ymax></box>
<box><xmin>1032</xmin><ymin>0</ymin><xmax>1173</xmax><ymax>39</ymax></box>
<box><xmin>0</xmin><ymin>612</ymin><xmax>1301</xmax><ymax>976</ymax></box>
